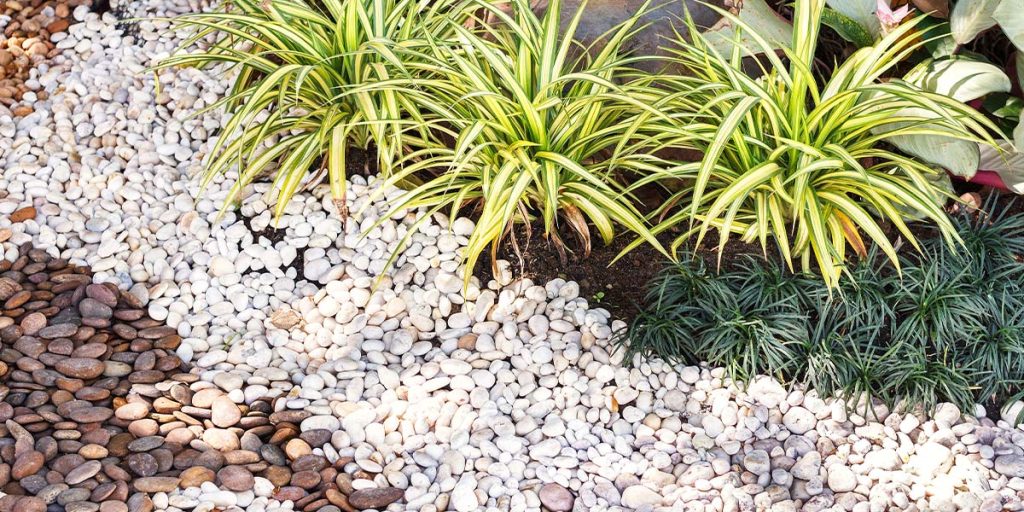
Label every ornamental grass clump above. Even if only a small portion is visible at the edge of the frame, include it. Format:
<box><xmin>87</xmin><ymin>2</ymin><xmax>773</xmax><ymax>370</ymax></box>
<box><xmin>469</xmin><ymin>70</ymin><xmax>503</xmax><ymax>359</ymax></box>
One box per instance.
<box><xmin>630</xmin><ymin>0</ymin><xmax>1000</xmax><ymax>288</ymax></box>
<box><xmin>371</xmin><ymin>0</ymin><xmax>666</xmax><ymax>281</ymax></box>
<box><xmin>161</xmin><ymin>0</ymin><xmax>473</xmax><ymax>220</ymax></box>
<box><xmin>618</xmin><ymin>198</ymin><xmax>1024</xmax><ymax>415</ymax></box>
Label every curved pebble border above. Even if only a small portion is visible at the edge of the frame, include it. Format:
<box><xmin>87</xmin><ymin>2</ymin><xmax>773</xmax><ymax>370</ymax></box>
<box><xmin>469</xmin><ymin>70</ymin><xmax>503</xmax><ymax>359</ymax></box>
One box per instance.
<box><xmin>3</xmin><ymin>1</ymin><xmax>1024</xmax><ymax>511</ymax></box>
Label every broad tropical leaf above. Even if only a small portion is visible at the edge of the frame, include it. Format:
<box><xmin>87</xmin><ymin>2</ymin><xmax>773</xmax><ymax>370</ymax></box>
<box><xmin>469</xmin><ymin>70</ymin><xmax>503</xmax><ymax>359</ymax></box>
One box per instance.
<box><xmin>702</xmin><ymin>0</ymin><xmax>794</xmax><ymax>55</ymax></box>
<box><xmin>995</xmin><ymin>0</ymin><xmax>1024</xmax><ymax>51</ymax></box>
<box><xmin>950</xmin><ymin>0</ymin><xmax>1000</xmax><ymax>45</ymax></box>
<box><xmin>826</xmin><ymin>0</ymin><xmax>881</xmax><ymax>37</ymax></box>
<box><xmin>822</xmin><ymin>6</ymin><xmax>876</xmax><ymax>47</ymax></box>
<box><xmin>905</xmin><ymin>58</ymin><xmax>1011</xmax><ymax>102</ymax></box>
<box><xmin>978</xmin><ymin>118</ymin><xmax>1024</xmax><ymax>193</ymax></box>
<box><xmin>885</xmin><ymin>58</ymin><xmax>1010</xmax><ymax>176</ymax></box>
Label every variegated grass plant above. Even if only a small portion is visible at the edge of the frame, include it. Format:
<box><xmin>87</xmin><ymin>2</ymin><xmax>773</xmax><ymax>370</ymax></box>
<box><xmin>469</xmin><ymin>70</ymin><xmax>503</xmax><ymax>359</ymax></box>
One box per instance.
<box><xmin>159</xmin><ymin>0</ymin><xmax>474</xmax><ymax>221</ymax></box>
<box><xmin>628</xmin><ymin>0</ymin><xmax>1001</xmax><ymax>287</ymax></box>
<box><xmin>369</xmin><ymin>0</ymin><xmax>668</xmax><ymax>282</ymax></box>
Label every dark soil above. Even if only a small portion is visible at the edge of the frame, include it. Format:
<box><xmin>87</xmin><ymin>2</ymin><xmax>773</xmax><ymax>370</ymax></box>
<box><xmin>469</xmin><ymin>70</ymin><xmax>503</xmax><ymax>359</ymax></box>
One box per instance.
<box><xmin>472</xmin><ymin>218</ymin><xmax>773</xmax><ymax>318</ymax></box>
<box><xmin>474</xmin><ymin>226</ymin><xmax>668</xmax><ymax>318</ymax></box>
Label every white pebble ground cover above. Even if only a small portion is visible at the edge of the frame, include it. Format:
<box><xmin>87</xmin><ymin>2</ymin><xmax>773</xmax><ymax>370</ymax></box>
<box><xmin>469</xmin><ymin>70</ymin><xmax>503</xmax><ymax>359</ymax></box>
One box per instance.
<box><xmin>4</xmin><ymin>1</ymin><xmax>1024</xmax><ymax>511</ymax></box>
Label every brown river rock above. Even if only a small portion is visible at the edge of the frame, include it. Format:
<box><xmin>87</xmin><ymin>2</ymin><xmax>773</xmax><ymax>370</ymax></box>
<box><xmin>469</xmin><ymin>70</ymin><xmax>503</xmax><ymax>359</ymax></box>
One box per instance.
<box><xmin>347</xmin><ymin>487</ymin><xmax>406</xmax><ymax>510</ymax></box>
<box><xmin>54</xmin><ymin>357</ymin><xmax>106</xmax><ymax>379</ymax></box>
<box><xmin>0</xmin><ymin>244</ymin><xmax>404</xmax><ymax>510</ymax></box>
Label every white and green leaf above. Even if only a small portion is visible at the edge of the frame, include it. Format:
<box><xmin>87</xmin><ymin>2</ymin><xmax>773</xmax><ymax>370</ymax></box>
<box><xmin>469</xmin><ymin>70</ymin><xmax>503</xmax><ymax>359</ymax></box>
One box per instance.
<box><xmin>950</xmin><ymin>0</ymin><xmax>1000</xmax><ymax>45</ymax></box>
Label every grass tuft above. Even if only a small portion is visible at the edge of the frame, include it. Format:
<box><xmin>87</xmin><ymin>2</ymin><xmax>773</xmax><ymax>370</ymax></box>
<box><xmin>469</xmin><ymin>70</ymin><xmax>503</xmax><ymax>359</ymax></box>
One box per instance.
<box><xmin>619</xmin><ymin>196</ymin><xmax>1024</xmax><ymax>415</ymax></box>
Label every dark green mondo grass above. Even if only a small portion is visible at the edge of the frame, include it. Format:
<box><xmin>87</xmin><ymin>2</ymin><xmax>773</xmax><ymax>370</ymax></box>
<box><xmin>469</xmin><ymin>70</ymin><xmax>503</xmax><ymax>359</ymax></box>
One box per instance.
<box><xmin>616</xmin><ymin>197</ymin><xmax>1024</xmax><ymax>417</ymax></box>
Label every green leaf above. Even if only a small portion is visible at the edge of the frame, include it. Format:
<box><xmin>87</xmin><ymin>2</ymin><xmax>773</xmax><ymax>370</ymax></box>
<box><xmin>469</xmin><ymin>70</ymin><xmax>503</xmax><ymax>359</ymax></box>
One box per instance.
<box><xmin>886</xmin><ymin>57</ymin><xmax>1010</xmax><ymax>177</ymax></box>
<box><xmin>977</xmin><ymin>119</ymin><xmax>1024</xmax><ymax>192</ymax></box>
<box><xmin>825</xmin><ymin>0</ymin><xmax>881</xmax><ymax>37</ymax></box>
<box><xmin>995</xmin><ymin>0</ymin><xmax>1024</xmax><ymax>51</ymax></box>
<box><xmin>822</xmin><ymin>6</ymin><xmax>876</xmax><ymax>48</ymax></box>
<box><xmin>648</xmin><ymin>5</ymin><xmax>993</xmax><ymax>288</ymax></box>
<box><xmin>983</xmin><ymin>93</ymin><xmax>1024</xmax><ymax>119</ymax></box>
<box><xmin>1017</xmin><ymin>51</ymin><xmax>1024</xmax><ymax>91</ymax></box>
<box><xmin>886</xmin><ymin>124</ymin><xmax>982</xmax><ymax>177</ymax></box>
<box><xmin>905</xmin><ymin>58</ymin><xmax>1011</xmax><ymax>102</ymax></box>
<box><xmin>701</xmin><ymin>0</ymin><xmax>794</xmax><ymax>55</ymax></box>
<box><xmin>160</xmin><ymin>0</ymin><xmax>480</xmax><ymax>221</ymax></box>
<box><xmin>950</xmin><ymin>0</ymin><xmax>1000</xmax><ymax>45</ymax></box>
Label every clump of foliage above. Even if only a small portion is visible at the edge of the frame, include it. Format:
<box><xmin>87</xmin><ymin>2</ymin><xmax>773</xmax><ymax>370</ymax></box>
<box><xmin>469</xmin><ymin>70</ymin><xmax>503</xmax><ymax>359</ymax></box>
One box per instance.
<box><xmin>370</xmin><ymin>0</ymin><xmax>666</xmax><ymax>281</ymax></box>
<box><xmin>167</xmin><ymin>0</ymin><xmax>672</xmax><ymax>281</ymax></box>
<box><xmin>161</xmin><ymin>0</ymin><xmax>474</xmax><ymax>220</ymax></box>
<box><xmin>618</xmin><ymin>197</ymin><xmax>1024</xmax><ymax>415</ymax></box>
<box><xmin>627</xmin><ymin>0</ymin><xmax>999</xmax><ymax>288</ymax></box>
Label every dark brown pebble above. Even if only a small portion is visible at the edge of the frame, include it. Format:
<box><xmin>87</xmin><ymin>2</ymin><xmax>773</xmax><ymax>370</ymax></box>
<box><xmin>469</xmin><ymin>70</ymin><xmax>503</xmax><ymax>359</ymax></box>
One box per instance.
<box><xmin>217</xmin><ymin>465</ymin><xmax>254</xmax><ymax>492</ymax></box>
<box><xmin>54</xmin><ymin>358</ymin><xmax>105</xmax><ymax>379</ymax></box>
<box><xmin>126</xmin><ymin>453</ymin><xmax>158</xmax><ymax>477</ymax></box>
<box><xmin>347</xmin><ymin>487</ymin><xmax>405</xmax><ymax>510</ymax></box>
<box><xmin>291</xmin><ymin>470</ymin><xmax>321</xmax><ymax>489</ymax></box>
<box><xmin>275</xmin><ymin>486</ymin><xmax>307</xmax><ymax>502</ymax></box>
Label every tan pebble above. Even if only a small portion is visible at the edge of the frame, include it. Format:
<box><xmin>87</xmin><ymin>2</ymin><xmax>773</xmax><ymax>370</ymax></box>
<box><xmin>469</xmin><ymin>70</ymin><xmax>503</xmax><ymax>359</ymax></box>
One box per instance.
<box><xmin>164</xmin><ymin>427</ymin><xmax>196</xmax><ymax>445</ymax></box>
<box><xmin>284</xmin><ymin>438</ymin><xmax>312</xmax><ymax>460</ymax></box>
<box><xmin>128</xmin><ymin>419</ymin><xmax>159</xmax><ymax>437</ymax></box>
<box><xmin>191</xmin><ymin>388</ymin><xmax>223</xmax><ymax>408</ymax></box>
<box><xmin>210</xmin><ymin>396</ymin><xmax>241</xmax><ymax>428</ymax></box>
<box><xmin>133</xmin><ymin>477</ymin><xmax>181</xmax><ymax>493</ymax></box>
<box><xmin>114</xmin><ymin>402</ymin><xmax>150</xmax><ymax>421</ymax></box>
<box><xmin>79</xmin><ymin>444</ymin><xmax>109</xmax><ymax>459</ymax></box>
<box><xmin>457</xmin><ymin>334</ymin><xmax>477</xmax><ymax>350</ymax></box>
<box><xmin>202</xmin><ymin>428</ymin><xmax>239</xmax><ymax>451</ymax></box>
<box><xmin>178</xmin><ymin>466</ymin><xmax>215</xmax><ymax>488</ymax></box>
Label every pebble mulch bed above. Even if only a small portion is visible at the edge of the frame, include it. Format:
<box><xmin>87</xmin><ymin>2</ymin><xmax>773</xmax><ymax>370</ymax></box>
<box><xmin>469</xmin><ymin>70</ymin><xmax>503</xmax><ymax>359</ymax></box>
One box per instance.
<box><xmin>0</xmin><ymin>243</ymin><xmax>182</xmax><ymax>512</ymax></box>
<box><xmin>0</xmin><ymin>0</ymin><xmax>92</xmax><ymax>114</ymax></box>
<box><xmin>3</xmin><ymin>1</ymin><xmax>1024</xmax><ymax>512</ymax></box>
<box><xmin>0</xmin><ymin>243</ymin><xmax>417</xmax><ymax>512</ymax></box>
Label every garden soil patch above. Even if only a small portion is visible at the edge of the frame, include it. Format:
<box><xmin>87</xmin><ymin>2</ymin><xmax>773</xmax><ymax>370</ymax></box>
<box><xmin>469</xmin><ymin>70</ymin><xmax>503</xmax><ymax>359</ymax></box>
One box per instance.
<box><xmin>475</xmin><ymin>225</ymin><xmax>670</xmax><ymax>318</ymax></box>
<box><xmin>473</xmin><ymin>221</ymin><xmax>771</xmax><ymax>318</ymax></box>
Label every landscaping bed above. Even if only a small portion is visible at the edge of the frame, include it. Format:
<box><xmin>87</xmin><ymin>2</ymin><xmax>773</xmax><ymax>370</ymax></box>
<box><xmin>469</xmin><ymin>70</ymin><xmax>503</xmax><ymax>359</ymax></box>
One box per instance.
<box><xmin>2</xmin><ymin>0</ymin><xmax>1024</xmax><ymax>511</ymax></box>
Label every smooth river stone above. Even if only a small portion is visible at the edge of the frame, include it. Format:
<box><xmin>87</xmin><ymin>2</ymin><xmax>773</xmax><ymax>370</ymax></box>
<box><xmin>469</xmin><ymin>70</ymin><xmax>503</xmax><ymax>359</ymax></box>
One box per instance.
<box><xmin>217</xmin><ymin>466</ymin><xmax>254</xmax><ymax>492</ymax></box>
<box><xmin>67</xmin><ymin>407</ymin><xmax>113</xmax><ymax>423</ymax></box>
<box><xmin>55</xmin><ymin>358</ymin><xmax>105</xmax><ymax>379</ymax></box>
<box><xmin>64</xmin><ymin>461</ymin><xmax>102</xmax><ymax>485</ymax></box>
<box><xmin>210</xmin><ymin>396</ymin><xmax>241</xmax><ymax>428</ymax></box>
<box><xmin>133</xmin><ymin>477</ymin><xmax>181</xmax><ymax>493</ymax></box>
<box><xmin>347</xmin><ymin>487</ymin><xmax>405</xmax><ymax>509</ymax></box>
